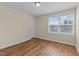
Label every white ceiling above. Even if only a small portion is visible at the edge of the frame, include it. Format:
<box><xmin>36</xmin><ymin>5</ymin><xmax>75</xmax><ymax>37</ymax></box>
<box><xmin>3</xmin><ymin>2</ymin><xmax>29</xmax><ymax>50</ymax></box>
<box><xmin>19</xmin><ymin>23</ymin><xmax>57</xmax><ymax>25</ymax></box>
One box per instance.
<box><xmin>0</xmin><ymin>2</ymin><xmax>78</xmax><ymax>16</ymax></box>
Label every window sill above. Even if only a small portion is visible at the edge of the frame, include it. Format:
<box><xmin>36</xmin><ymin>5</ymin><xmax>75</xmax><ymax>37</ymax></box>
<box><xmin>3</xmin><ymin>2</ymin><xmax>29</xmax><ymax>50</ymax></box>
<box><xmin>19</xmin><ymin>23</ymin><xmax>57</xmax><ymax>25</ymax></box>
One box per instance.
<box><xmin>48</xmin><ymin>32</ymin><xmax>74</xmax><ymax>35</ymax></box>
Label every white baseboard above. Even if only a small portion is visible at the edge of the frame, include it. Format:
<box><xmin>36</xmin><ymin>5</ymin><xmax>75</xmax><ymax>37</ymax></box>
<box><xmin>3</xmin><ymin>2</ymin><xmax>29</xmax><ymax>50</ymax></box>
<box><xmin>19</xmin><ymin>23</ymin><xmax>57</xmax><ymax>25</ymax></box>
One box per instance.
<box><xmin>76</xmin><ymin>45</ymin><xmax>79</xmax><ymax>54</ymax></box>
<box><xmin>36</xmin><ymin>36</ymin><xmax>76</xmax><ymax>46</ymax></box>
<box><xmin>0</xmin><ymin>38</ymin><xmax>31</xmax><ymax>49</ymax></box>
<box><xmin>0</xmin><ymin>37</ymin><xmax>76</xmax><ymax>50</ymax></box>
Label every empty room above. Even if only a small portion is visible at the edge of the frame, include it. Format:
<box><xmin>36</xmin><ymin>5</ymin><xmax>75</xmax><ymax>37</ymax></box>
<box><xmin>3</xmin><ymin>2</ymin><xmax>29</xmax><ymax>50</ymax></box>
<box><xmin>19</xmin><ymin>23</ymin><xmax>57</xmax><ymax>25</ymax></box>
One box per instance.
<box><xmin>0</xmin><ymin>2</ymin><xmax>79</xmax><ymax>56</ymax></box>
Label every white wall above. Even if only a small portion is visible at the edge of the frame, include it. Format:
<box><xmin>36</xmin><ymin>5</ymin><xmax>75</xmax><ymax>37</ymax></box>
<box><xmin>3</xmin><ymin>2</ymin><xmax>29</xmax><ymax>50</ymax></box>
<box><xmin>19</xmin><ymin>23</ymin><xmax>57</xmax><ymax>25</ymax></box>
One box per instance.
<box><xmin>76</xmin><ymin>4</ymin><xmax>79</xmax><ymax>53</ymax></box>
<box><xmin>36</xmin><ymin>9</ymin><xmax>76</xmax><ymax>45</ymax></box>
<box><xmin>0</xmin><ymin>6</ymin><xmax>36</xmax><ymax>49</ymax></box>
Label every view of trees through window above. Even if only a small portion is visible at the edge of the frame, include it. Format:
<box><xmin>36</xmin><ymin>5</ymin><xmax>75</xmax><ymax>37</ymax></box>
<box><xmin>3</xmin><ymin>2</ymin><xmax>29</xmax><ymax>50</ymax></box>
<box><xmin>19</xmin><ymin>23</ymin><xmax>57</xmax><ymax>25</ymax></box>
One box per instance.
<box><xmin>48</xmin><ymin>14</ymin><xmax>74</xmax><ymax>33</ymax></box>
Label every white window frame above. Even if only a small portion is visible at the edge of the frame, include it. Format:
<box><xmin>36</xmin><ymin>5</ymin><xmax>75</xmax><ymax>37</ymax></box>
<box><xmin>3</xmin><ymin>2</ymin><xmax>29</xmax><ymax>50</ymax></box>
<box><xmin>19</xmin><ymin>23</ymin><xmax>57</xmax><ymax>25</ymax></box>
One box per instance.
<box><xmin>48</xmin><ymin>10</ymin><xmax>75</xmax><ymax>35</ymax></box>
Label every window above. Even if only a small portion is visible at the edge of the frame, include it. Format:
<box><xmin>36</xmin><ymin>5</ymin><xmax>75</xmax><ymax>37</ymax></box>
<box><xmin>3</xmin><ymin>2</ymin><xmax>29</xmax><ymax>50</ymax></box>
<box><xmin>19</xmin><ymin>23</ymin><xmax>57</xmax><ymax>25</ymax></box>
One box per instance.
<box><xmin>48</xmin><ymin>16</ymin><xmax>59</xmax><ymax>32</ymax></box>
<box><xmin>60</xmin><ymin>14</ymin><xmax>74</xmax><ymax>33</ymax></box>
<box><xmin>48</xmin><ymin>14</ymin><xmax>74</xmax><ymax>34</ymax></box>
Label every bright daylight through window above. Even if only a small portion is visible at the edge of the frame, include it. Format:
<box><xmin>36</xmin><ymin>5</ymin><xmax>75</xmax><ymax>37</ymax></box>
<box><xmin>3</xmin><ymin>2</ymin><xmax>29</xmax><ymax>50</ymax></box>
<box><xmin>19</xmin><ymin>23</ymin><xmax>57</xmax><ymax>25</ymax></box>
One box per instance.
<box><xmin>48</xmin><ymin>13</ymin><xmax>75</xmax><ymax>34</ymax></box>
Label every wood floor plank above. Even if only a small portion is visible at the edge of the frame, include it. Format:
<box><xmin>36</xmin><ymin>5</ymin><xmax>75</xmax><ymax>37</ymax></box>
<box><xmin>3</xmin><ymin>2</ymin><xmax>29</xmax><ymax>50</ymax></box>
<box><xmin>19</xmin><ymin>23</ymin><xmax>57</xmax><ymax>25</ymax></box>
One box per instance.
<box><xmin>0</xmin><ymin>38</ymin><xmax>78</xmax><ymax>56</ymax></box>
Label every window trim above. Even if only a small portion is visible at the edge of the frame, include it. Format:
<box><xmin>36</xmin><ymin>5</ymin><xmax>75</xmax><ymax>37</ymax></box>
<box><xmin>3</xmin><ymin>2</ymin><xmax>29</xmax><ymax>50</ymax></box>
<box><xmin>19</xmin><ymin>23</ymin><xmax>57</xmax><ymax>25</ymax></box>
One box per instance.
<box><xmin>48</xmin><ymin>13</ymin><xmax>75</xmax><ymax>35</ymax></box>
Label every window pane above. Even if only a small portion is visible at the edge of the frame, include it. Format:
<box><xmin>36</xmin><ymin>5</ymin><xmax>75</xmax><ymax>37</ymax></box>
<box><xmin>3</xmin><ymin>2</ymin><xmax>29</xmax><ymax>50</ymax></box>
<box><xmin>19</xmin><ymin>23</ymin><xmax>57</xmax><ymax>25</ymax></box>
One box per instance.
<box><xmin>68</xmin><ymin>15</ymin><xmax>74</xmax><ymax>24</ymax></box>
<box><xmin>48</xmin><ymin>25</ymin><xmax>59</xmax><ymax>32</ymax></box>
<box><xmin>48</xmin><ymin>16</ymin><xmax>59</xmax><ymax>32</ymax></box>
<box><xmin>60</xmin><ymin>25</ymin><xmax>72</xmax><ymax>33</ymax></box>
<box><xmin>60</xmin><ymin>16</ymin><xmax>68</xmax><ymax>24</ymax></box>
<box><xmin>60</xmin><ymin>15</ymin><xmax>74</xmax><ymax>25</ymax></box>
<box><xmin>48</xmin><ymin>16</ymin><xmax>59</xmax><ymax>25</ymax></box>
